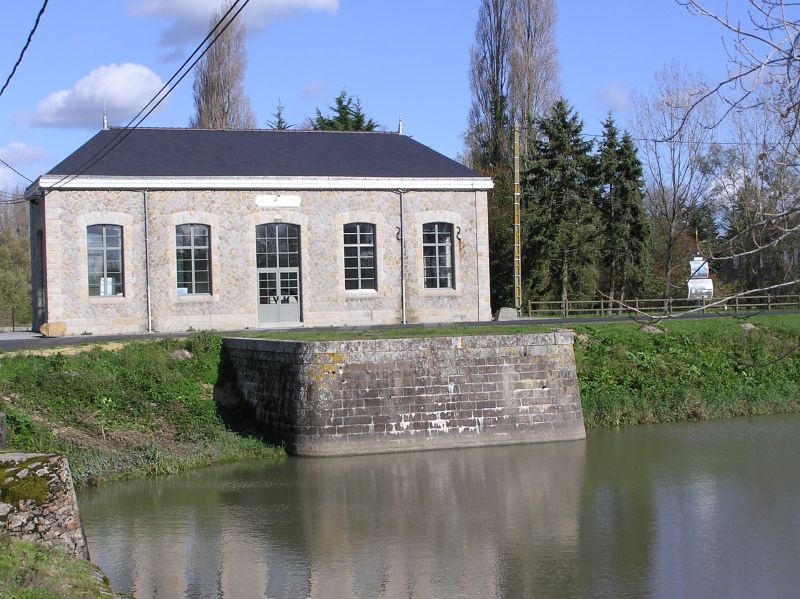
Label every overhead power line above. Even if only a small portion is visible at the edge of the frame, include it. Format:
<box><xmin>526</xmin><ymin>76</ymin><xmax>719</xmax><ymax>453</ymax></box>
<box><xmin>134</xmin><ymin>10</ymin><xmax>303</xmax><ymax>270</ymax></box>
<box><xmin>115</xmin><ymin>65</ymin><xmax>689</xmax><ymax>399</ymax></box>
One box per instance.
<box><xmin>46</xmin><ymin>0</ymin><xmax>251</xmax><ymax>192</ymax></box>
<box><xmin>0</xmin><ymin>0</ymin><xmax>49</xmax><ymax>98</ymax></box>
<box><xmin>0</xmin><ymin>157</ymin><xmax>33</xmax><ymax>183</ymax></box>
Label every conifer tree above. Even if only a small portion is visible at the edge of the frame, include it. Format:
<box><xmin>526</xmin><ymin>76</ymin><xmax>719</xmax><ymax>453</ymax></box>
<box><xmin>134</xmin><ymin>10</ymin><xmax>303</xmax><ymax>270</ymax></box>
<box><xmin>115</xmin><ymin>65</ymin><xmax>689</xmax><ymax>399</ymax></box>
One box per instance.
<box><xmin>267</xmin><ymin>100</ymin><xmax>291</xmax><ymax>130</ymax></box>
<box><xmin>596</xmin><ymin>118</ymin><xmax>650</xmax><ymax>310</ymax></box>
<box><xmin>615</xmin><ymin>132</ymin><xmax>650</xmax><ymax>303</ymax></box>
<box><xmin>312</xmin><ymin>90</ymin><xmax>379</xmax><ymax>131</ymax></box>
<box><xmin>522</xmin><ymin>99</ymin><xmax>598</xmax><ymax>312</ymax></box>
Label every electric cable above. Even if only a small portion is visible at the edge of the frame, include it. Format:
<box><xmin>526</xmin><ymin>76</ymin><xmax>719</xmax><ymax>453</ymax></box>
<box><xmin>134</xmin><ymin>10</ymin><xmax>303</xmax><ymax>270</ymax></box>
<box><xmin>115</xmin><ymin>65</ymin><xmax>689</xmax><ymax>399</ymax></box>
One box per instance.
<box><xmin>46</xmin><ymin>0</ymin><xmax>251</xmax><ymax>192</ymax></box>
<box><xmin>0</xmin><ymin>0</ymin><xmax>49</xmax><ymax>98</ymax></box>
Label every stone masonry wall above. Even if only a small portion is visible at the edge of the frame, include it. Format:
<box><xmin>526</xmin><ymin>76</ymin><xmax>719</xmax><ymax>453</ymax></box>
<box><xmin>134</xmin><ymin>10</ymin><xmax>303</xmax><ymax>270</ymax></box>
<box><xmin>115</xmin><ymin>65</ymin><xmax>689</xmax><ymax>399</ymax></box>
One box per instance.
<box><xmin>39</xmin><ymin>188</ymin><xmax>491</xmax><ymax>335</ymax></box>
<box><xmin>223</xmin><ymin>332</ymin><xmax>585</xmax><ymax>456</ymax></box>
<box><xmin>0</xmin><ymin>452</ymin><xmax>89</xmax><ymax>559</ymax></box>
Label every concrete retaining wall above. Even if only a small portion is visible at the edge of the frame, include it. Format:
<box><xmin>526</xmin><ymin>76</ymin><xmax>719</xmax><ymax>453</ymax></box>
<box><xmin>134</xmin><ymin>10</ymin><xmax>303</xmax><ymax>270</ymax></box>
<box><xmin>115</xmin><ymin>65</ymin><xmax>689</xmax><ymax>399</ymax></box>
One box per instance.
<box><xmin>223</xmin><ymin>332</ymin><xmax>585</xmax><ymax>456</ymax></box>
<box><xmin>0</xmin><ymin>452</ymin><xmax>89</xmax><ymax>559</ymax></box>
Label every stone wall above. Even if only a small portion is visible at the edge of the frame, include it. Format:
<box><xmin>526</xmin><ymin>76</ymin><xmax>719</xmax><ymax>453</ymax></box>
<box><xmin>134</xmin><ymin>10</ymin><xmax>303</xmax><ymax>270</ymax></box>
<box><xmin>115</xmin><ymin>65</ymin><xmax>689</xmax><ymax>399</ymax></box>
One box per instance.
<box><xmin>36</xmin><ymin>188</ymin><xmax>491</xmax><ymax>335</ymax></box>
<box><xmin>0</xmin><ymin>452</ymin><xmax>89</xmax><ymax>559</ymax></box>
<box><xmin>223</xmin><ymin>332</ymin><xmax>585</xmax><ymax>456</ymax></box>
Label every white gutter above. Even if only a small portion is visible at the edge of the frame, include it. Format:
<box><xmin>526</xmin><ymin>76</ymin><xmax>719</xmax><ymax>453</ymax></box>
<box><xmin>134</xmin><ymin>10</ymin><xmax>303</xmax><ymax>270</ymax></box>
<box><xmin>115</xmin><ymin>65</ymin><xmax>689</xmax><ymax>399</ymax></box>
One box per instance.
<box><xmin>399</xmin><ymin>190</ymin><xmax>407</xmax><ymax>325</ymax></box>
<box><xmin>36</xmin><ymin>175</ymin><xmax>494</xmax><ymax>192</ymax></box>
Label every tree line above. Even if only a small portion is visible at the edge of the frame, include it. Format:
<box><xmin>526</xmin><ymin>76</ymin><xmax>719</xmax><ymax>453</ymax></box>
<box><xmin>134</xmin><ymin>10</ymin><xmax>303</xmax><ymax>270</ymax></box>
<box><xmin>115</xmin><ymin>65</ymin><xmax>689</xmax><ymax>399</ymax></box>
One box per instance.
<box><xmin>467</xmin><ymin>0</ymin><xmax>800</xmax><ymax>313</ymax></box>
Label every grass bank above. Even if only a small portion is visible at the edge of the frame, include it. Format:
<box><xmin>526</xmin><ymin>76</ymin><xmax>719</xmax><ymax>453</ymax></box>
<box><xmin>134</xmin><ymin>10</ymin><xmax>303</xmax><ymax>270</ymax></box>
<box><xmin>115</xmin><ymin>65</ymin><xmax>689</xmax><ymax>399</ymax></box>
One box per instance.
<box><xmin>0</xmin><ymin>533</ymin><xmax>126</xmax><ymax>598</ymax></box>
<box><xmin>245</xmin><ymin>314</ymin><xmax>800</xmax><ymax>429</ymax></box>
<box><xmin>2</xmin><ymin>316</ymin><xmax>798</xmax><ymax>487</ymax></box>
<box><xmin>573</xmin><ymin>315</ymin><xmax>800</xmax><ymax>427</ymax></box>
<box><xmin>0</xmin><ymin>333</ymin><xmax>283</xmax><ymax>487</ymax></box>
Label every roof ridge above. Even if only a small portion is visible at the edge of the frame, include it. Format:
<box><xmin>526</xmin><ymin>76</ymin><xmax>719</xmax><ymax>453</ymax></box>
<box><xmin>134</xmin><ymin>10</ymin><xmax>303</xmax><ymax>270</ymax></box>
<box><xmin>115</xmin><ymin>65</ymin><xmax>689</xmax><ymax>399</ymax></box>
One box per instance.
<box><xmin>105</xmin><ymin>126</ymin><xmax>399</xmax><ymax>135</ymax></box>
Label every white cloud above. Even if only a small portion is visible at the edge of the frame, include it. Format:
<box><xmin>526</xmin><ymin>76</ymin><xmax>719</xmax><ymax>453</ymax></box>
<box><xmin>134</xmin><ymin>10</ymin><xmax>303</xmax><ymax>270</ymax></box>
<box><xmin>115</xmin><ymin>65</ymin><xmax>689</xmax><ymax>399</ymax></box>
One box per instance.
<box><xmin>0</xmin><ymin>142</ymin><xmax>46</xmax><ymax>166</ymax></box>
<box><xmin>127</xmin><ymin>0</ymin><xmax>338</xmax><ymax>49</ymax></box>
<box><xmin>0</xmin><ymin>142</ymin><xmax>46</xmax><ymax>191</ymax></box>
<box><xmin>597</xmin><ymin>81</ymin><xmax>631</xmax><ymax>113</ymax></box>
<box><xmin>300</xmin><ymin>81</ymin><xmax>327</xmax><ymax>102</ymax></box>
<box><xmin>28</xmin><ymin>63</ymin><xmax>165</xmax><ymax>129</ymax></box>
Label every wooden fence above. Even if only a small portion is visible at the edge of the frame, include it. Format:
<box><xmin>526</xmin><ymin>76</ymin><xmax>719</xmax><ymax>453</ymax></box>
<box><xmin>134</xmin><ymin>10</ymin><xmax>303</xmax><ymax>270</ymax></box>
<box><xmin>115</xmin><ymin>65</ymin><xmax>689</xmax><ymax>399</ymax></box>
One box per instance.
<box><xmin>525</xmin><ymin>294</ymin><xmax>800</xmax><ymax>318</ymax></box>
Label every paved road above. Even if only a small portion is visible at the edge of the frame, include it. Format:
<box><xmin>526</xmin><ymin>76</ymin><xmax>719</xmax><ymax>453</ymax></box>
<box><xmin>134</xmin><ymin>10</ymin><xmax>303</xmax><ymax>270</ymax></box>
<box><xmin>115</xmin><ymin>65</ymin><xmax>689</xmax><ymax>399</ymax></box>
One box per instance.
<box><xmin>0</xmin><ymin>310</ymin><xmax>793</xmax><ymax>353</ymax></box>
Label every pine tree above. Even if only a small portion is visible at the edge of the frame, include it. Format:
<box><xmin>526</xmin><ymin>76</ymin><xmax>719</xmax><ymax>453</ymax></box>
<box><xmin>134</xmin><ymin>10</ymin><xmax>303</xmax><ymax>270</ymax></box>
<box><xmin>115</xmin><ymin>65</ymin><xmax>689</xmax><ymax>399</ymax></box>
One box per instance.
<box><xmin>522</xmin><ymin>99</ymin><xmax>598</xmax><ymax>312</ymax></box>
<box><xmin>614</xmin><ymin>132</ymin><xmax>650</xmax><ymax>306</ymax></box>
<box><xmin>312</xmin><ymin>90</ymin><xmax>379</xmax><ymax>131</ymax></box>
<box><xmin>595</xmin><ymin>118</ymin><xmax>651</xmax><ymax>310</ymax></box>
<box><xmin>595</xmin><ymin>119</ymin><xmax>650</xmax><ymax>310</ymax></box>
<box><xmin>596</xmin><ymin>115</ymin><xmax>622</xmax><ymax>309</ymax></box>
<box><xmin>267</xmin><ymin>100</ymin><xmax>291</xmax><ymax>130</ymax></box>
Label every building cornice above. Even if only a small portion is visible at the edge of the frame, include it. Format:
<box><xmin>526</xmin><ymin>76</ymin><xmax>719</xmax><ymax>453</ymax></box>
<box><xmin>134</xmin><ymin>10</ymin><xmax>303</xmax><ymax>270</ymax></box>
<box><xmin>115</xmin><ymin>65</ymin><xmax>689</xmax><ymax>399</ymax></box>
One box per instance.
<box><xmin>33</xmin><ymin>175</ymin><xmax>494</xmax><ymax>192</ymax></box>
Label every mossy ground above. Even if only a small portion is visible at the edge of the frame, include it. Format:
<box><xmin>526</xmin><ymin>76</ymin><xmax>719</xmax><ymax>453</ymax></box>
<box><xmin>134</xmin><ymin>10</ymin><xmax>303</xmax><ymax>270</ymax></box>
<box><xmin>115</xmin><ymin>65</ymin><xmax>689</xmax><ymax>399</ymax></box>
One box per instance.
<box><xmin>0</xmin><ymin>533</ymin><xmax>126</xmax><ymax>599</ymax></box>
<box><xmin>0</xmin><ymin>333</ymin><xmax>283</xmax><ymax>487</ymax></box>
<box><xmin>1</xmin><ymin>473</ymin><xmax>50</xmax><ymax>504</ymax></box>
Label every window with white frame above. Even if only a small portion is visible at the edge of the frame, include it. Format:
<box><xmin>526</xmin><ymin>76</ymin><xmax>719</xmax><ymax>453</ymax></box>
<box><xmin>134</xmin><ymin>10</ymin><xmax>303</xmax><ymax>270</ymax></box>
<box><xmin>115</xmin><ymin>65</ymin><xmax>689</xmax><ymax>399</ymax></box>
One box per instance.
<box><xmin>343</xmin><ymin>223</ymin><xmax>376</xmax><ymax>290</ymax></box>
<box><xmin>87</xmin><ymin>224</ymin><xmax>124</xmax><ymax>296</ymax></box>
<box><xmin>423</xmin><ymin>222</ymin><xmax>455</xmax><ymax>289</ymax></box>
<box><xmin>176</xmin><ymin>224</ymin><xmax>211</xmax><ymax>295</ymax></box>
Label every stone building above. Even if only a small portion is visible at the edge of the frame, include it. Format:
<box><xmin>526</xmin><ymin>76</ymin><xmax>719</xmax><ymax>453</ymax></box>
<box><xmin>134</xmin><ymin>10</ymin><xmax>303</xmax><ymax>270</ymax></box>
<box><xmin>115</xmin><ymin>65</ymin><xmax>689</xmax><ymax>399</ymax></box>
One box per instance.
<box><xmin>26</xmin><ymin>128</ymin><xmax>492</xmax><ymax>335</ymax></box>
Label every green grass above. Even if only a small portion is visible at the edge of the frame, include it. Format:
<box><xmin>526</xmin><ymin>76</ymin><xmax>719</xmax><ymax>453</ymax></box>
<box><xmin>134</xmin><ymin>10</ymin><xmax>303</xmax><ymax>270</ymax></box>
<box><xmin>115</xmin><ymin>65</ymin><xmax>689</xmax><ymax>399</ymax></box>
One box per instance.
<box><xmin>0</xmin><ymin>333</ymin><xmax>284</xmax><ymax>487</ymax></box>
<box><xmin>0</xmin><ymin>534</ymin><xmax>125</xmax><ymax>599</ymax></box>
<box><xmin>573</xmin><ymin>315</ymin><xmax>800</xmax><ymax>427</ymax></box>
<box><xmin>2</xmin><ymin>315</ymin><xmax>799</xmax><ymax>486</ymax></box>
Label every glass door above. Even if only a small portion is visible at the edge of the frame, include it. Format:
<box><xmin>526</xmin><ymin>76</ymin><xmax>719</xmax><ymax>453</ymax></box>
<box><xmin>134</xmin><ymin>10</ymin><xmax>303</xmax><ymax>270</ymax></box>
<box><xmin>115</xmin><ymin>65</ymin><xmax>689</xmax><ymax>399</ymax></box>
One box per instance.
<box><xmin>256</xmin><ymin>224</ymin><xmax>301</xmax><ymax>324</ymax></box>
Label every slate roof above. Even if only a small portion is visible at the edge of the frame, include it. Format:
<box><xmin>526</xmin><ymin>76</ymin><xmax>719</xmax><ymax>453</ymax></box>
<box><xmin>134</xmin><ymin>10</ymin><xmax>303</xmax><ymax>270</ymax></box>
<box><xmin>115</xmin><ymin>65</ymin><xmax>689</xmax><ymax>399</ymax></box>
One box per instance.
<box><xmin>46</xmin><ymin>128</ymin><xmax>481</xmax><ymax>179</ymax></box>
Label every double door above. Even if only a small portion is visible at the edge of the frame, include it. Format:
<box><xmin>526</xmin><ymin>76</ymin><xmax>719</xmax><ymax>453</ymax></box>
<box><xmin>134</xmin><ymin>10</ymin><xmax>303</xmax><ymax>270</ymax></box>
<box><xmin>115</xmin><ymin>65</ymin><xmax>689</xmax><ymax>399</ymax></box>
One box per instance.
<box><xmin>257</xmin><ymin>224</ymin><xmax>301</xmax><ymax>324</ymax></box>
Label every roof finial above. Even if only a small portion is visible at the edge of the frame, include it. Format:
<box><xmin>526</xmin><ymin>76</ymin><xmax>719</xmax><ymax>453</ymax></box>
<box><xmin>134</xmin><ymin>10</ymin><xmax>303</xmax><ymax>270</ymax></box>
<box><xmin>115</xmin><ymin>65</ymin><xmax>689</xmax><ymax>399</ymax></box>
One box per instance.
<box><xmin>398</xmin><ymin>116</ymin><xmax>403</xmax><ymax>135</ymax></box>
<box><xmin>102</xmin><ymin>102</ymin><xmax>108</xmax><ymax>130</ymax></box>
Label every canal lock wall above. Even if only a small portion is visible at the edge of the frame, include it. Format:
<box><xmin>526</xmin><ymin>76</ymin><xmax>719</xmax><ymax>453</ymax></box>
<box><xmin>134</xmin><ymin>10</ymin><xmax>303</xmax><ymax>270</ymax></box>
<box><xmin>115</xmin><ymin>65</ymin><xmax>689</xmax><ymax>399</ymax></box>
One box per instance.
<box><xmin>222</xmin><ymin>332</ymin><xmax>586</xmax><ymax>456</ymax></box>
<box><xmin>0</xmin><ymin>452</ymin><xmax>89</xmax><ymax>558</ymax></box>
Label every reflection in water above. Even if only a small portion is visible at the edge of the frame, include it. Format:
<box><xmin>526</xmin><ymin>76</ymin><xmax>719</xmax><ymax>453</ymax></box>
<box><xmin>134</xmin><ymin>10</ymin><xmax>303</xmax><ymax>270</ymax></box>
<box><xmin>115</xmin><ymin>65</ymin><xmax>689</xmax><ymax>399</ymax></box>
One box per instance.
<box><xmin>80</xmin><ymin>415</ymin><xmax>800</xmax><ymax>598</ymax></box>
<box><xmin>80</xmin><ymin>441</ymin><xmax>586</xmax><ymax>599</ymax></box>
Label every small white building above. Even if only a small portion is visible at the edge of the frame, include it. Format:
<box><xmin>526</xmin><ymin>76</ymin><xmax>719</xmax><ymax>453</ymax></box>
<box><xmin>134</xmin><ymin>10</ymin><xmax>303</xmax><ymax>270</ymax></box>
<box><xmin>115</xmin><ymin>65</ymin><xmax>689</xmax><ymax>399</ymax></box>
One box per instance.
<box><xmin>26</xmin><ymin>128</ymin><xmax>493</xmax><ymax>335</ymax></box>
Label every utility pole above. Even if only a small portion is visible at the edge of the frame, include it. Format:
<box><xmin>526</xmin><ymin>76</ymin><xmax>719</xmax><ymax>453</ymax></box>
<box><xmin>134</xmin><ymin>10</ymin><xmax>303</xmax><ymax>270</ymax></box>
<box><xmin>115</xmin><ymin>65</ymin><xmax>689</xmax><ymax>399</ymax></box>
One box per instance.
<box><xmin>513</xmin><ymin>122</ymin><xmax>522</xmax><ymax>314</ymax></box>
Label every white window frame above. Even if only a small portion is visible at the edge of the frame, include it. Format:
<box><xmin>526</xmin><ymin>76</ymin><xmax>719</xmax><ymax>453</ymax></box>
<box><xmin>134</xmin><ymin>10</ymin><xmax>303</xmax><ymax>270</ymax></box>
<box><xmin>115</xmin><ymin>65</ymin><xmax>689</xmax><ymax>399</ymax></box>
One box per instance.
<box><xmin>343</xmin><ymin>222</ymin><xmax>377</xmax><ymax>291</ymax></box>
<box><xmin>87</xmin><ymin>224</ymin><xmax>124</xmax><ymax>297</ymax></box>
<box><xmin>422</xmin><ymin>222</ymin><xmax>455</xmax><ymax>289</ymax></box>
<box><xmin>176</xmin><ymin>224</ymin><xmax>212</xmax><ymax>295</ymax></box>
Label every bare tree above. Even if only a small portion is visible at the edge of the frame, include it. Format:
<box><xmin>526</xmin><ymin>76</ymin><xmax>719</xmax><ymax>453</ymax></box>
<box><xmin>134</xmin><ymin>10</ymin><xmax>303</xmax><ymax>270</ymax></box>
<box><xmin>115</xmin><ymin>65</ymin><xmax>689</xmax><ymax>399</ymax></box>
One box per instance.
<box><xmin>633</xmin><ymin>62</ymin><xmax>717</xmax><ymax>300</ymax></box>
<box><xmin>0</xmin><ymin>187</ymin><xmax>28</xmax><ymax>236</ymax></box>
<box><xmin>705</xmin><ymin>105</ymin><xmax>800</xmax><ymax>289</ymax></box>
<box><xmin>508</xmin><ymin>0</ymin><xmax>560</xmax><ymax>152</ymax></box>
<box><xmin>466</xmin><ymin>0</ymin><xmax>513</xmax><ymax>170</ymax></box>
<box><xmin>678</xmin><ymin>2</ymin><xmax>800</xmax><ymax>151</ymax></box>
<box><xmin>189</xmin><ymin>1</ymin><xmax>256</xmax><ymax>130</ymax></box>
<box><xmin>675</xmin><ymin>1</ymin><xmax>800</xmax><ymax>289</ymax></box>
<box><xmin>466</xmin><ymin>0</ymin><xmax>560</xmax><ymax>167</ymax></box>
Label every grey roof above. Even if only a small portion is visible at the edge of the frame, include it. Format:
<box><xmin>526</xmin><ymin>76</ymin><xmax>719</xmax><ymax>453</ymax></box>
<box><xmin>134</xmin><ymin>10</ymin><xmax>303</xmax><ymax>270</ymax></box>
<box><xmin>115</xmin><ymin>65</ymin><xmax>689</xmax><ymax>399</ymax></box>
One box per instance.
<box><xmin>46</xmin><ymin>128</ymin><xmax>481</xmax><ymax>179</ymax></box>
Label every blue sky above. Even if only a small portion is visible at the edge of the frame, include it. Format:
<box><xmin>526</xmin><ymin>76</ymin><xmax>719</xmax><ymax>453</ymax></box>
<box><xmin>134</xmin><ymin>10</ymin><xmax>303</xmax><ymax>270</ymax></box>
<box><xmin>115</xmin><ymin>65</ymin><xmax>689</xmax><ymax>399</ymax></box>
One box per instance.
<box><xmin>0</xmin><ymin>0</ymin><xmax>731</xmax><ymax>193</ymax></box>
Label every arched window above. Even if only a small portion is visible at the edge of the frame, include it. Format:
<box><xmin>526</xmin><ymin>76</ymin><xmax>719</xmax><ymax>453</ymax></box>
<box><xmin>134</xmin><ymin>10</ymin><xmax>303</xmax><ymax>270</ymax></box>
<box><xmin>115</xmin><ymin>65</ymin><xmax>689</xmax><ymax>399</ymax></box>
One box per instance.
<box><xmin>176</xmin><ymin>224</ymin><xmax>211</xmax><ymax>295</ymax></box>
<box><xmin>87</xmin><ymin>224</ymin><xmax>124</xmax><ymax>296</ymax></box>
<box><xmin>343</xmin><ymin>223</ymin><xmax>376</xmax><ymax>290</ymax></box>
<box><xmin>422</xmin><ymin>222</ymin><xmax>455</xmax><ymax>289</ymax></box>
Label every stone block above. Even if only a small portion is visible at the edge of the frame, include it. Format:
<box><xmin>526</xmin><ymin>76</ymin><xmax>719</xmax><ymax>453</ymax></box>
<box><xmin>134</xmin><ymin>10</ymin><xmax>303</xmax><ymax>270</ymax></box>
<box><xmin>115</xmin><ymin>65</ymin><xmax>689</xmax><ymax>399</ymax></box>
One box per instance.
<box><xmin>223</xmin><ymin>332</ymin><xmax>585</xmax><ymax>456</ymax></box>
<box><xmin>493</xmin><ymin>307</ymin><xmax>519</xmax><ymax>321</ymax></box>
<box><xmin>39</xmin><ymin>321</ymin><xmax>67</xmax><ymax>337</ymax></box>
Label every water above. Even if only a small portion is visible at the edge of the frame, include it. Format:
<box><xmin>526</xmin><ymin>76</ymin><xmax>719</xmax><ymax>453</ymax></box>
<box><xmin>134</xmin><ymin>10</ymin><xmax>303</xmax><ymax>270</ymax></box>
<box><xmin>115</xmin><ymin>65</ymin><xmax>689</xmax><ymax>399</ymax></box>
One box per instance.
<box><xmin>79</xmin><ymin>415</ymin><xmax>800</xmax><ymax>598</ymax></box>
